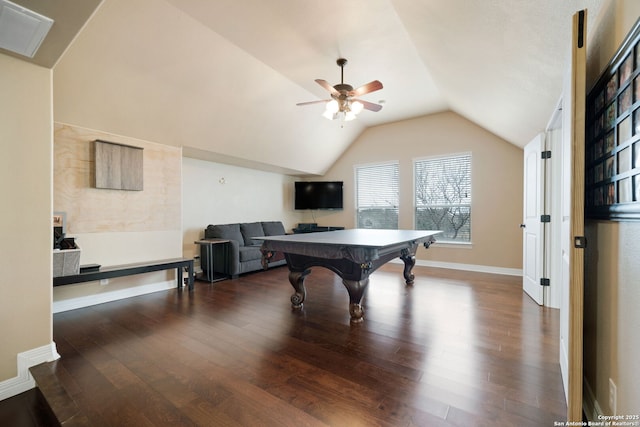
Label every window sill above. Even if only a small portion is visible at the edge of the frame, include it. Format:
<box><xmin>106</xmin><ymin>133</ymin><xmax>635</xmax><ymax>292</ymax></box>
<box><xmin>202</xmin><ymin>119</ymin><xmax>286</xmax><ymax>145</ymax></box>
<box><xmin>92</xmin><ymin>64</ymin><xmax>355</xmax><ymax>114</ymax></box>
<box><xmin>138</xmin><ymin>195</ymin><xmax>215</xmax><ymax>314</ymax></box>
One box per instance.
<box><xmin>432</xmin><ymin>241</ymin><xmax>473</xmax><ymax>249</ymax></box>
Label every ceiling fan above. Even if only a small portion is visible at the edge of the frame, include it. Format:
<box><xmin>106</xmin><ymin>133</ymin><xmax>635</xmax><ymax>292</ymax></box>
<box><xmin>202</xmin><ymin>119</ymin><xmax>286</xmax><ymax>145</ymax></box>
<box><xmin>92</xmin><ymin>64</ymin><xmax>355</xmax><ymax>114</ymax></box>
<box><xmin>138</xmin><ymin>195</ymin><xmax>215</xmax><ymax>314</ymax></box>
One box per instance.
<box><xmin>297</xmin><ymin>58</ymin><xmax>383</xmax><ymax>121</ymax></box>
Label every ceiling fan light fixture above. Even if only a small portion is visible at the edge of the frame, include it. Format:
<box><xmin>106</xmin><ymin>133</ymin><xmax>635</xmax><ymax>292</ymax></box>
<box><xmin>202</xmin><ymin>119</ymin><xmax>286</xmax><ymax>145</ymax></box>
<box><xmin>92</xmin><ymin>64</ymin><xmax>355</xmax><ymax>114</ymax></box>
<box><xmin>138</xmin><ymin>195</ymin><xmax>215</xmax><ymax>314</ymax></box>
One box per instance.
<box><xmin>325</xmin><ymin>99</ymin><xmax>339</xmax><ymax>114</ymax></box>
<box><xmin>344</xmin><ymin>111</ymin><xmax>357</xmax><ymax>121</ymax></box>
<box><xmin>351</xmin><ymin>101</ymin><xmax>364</xmax><ymax>114</ymax></box>
<box><xmin>322</xmin><ymin>109</ymin><xmax>337</xmax><ymax>120</ymax></box>
<box><xmin>299</xmin><ymin>58</ymin><xmax>383</xmax><ymax>122</ymax></box>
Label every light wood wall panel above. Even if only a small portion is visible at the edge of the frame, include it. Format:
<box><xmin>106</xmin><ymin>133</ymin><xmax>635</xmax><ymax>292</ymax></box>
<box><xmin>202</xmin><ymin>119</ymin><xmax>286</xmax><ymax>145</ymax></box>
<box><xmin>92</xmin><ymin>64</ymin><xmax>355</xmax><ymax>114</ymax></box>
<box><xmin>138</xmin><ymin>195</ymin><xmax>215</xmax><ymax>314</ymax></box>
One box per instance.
<box><xmin>54</xmin><ymin>123</ymin><xmax>181</xmax><ymax>234</ymax></box>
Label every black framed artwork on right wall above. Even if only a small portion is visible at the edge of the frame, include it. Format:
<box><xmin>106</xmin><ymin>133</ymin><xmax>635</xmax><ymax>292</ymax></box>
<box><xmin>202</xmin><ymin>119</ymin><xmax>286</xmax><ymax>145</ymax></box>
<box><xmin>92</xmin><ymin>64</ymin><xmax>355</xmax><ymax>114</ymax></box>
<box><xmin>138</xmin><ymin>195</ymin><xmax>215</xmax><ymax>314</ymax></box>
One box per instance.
<box><xmin>585</xmin><ymin>18</ymin><xmax>640</xmax><ymax>220</ymax></box>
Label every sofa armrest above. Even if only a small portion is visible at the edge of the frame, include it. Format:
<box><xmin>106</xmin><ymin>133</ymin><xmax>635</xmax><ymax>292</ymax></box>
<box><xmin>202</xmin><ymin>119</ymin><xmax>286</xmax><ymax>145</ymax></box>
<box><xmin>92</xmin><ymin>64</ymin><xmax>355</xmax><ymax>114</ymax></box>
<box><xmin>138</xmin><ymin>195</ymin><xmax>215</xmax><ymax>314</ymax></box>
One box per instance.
<box><xmin>224</xmin><ymin>240</ymin><xmax>241</xmax><ymax>276</ymax></box>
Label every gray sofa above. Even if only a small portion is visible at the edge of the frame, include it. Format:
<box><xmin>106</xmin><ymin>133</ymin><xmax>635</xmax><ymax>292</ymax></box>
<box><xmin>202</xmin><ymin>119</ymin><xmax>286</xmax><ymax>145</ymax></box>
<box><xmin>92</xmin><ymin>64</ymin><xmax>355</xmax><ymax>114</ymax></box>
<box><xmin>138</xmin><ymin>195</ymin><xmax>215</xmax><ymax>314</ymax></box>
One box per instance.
<box><xmin>203</xmin><ymin>221</ymin><xmax>287</xmax><ymax>278</ymax></box>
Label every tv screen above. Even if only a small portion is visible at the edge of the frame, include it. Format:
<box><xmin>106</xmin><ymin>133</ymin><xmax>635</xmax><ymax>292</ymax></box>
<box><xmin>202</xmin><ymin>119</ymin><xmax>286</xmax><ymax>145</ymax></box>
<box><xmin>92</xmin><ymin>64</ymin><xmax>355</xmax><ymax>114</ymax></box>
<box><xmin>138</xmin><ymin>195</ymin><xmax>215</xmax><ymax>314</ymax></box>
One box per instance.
<box><xmin>295</xmin><ymin>181</ymin><xmax>343</xmax><ymax>210</ymax></box>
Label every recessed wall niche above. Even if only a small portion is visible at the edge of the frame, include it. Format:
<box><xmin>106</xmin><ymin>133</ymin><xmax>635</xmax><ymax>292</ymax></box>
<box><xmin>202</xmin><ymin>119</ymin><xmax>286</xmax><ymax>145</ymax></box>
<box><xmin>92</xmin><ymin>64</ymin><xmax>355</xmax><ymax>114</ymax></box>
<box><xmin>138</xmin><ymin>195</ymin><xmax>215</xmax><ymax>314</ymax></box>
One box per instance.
<box><xmin>95</xmin><ymin>140</ymin><xmax>143</xmax><ymax>191</ymax></box>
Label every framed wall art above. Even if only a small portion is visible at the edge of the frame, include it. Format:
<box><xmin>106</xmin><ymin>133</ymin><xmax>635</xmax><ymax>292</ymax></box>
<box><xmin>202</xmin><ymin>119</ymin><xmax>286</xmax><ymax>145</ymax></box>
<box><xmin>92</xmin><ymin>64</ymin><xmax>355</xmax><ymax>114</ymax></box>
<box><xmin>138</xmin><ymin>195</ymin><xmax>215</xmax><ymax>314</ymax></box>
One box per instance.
<box><xmin>585</xmin><ymin>19</ymin><xmax>640</xmax><ymax>220</ymax></box>
<box><xmin>95</xmin><ymin>140</ymin><xmax>144</xmax><ymax>191</ymax></box>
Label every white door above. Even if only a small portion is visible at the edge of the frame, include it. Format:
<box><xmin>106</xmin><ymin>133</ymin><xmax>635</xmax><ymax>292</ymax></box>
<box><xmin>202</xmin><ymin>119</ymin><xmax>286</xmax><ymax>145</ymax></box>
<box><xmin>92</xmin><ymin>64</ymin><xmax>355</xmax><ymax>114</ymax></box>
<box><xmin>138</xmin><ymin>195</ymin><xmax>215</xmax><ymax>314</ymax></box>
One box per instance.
<box><xmin>522</xmin><ymin>133</ymin><xmax>545</xmax><ymax>305</ymax></box>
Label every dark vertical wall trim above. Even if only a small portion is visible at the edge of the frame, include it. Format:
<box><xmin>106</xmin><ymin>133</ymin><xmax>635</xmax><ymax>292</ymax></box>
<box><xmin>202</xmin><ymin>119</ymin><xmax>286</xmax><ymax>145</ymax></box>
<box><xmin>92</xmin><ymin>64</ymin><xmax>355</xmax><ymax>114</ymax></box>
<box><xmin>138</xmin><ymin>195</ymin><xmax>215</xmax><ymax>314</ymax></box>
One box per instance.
<box><xmin>578</xmin><ymin>10</ymin><xmax>585</xmax><ymax>48</ymax></box>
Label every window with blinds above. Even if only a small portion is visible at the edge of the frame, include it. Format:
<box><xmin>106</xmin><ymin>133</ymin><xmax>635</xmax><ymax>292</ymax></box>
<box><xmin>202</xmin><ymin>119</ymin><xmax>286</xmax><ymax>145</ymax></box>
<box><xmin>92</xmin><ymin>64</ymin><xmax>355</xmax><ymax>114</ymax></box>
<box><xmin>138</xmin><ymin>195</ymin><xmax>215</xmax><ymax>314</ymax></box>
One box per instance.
<box><xmin>355</xmin><ymin>162</ymin><xmax>399</xmax><ymax>229</ymax></box>
<box><xmin>414</xmin><ymin>154</ymin><xmax>471</xmax><ymax>242</ymax></box>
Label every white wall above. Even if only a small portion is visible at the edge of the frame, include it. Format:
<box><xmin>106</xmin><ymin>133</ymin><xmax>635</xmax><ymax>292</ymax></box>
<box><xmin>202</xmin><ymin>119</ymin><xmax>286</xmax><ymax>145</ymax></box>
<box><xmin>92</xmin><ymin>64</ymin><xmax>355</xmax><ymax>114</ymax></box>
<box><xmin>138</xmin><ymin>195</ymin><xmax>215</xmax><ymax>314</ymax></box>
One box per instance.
<box><xmin>182</xmin><ymin>157</ymin><xmax>304</xmax><ymax>263</ymax></box>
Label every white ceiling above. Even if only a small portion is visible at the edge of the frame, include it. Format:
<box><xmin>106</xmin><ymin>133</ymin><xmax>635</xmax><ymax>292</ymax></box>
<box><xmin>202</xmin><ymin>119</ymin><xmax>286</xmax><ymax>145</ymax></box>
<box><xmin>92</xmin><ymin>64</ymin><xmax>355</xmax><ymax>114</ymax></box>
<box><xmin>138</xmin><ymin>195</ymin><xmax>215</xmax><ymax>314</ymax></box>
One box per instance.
<box><xmin>5</xmin><ymin>0</ymin><xmax>605</xmax><ymax>175</ymax></box>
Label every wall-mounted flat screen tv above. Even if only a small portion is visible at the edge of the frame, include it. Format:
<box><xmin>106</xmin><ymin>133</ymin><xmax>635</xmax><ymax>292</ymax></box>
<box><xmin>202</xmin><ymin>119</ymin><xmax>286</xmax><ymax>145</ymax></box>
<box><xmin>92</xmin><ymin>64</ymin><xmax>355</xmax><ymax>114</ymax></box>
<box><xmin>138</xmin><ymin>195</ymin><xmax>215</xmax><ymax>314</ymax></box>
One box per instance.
<box><xmin>294</xmin><ymin>181</ymin><xmax>343</xmax><ymax>210</ymax></box>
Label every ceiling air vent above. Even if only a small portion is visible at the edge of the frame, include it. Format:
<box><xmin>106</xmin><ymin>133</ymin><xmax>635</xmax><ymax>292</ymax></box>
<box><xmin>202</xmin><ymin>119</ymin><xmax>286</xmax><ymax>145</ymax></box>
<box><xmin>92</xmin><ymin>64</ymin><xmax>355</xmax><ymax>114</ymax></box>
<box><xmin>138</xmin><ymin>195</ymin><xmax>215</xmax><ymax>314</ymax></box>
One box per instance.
<box><xmin>0</xmin><ymin>0</ymin><xmax>53</xmax><ymax>58</ymax></box>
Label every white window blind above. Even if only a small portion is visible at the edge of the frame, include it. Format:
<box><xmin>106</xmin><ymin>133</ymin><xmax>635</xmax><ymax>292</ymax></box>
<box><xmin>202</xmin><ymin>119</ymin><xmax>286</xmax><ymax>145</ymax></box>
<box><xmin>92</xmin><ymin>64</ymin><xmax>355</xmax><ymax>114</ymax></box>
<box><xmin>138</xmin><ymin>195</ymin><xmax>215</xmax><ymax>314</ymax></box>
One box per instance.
<box><xmin>356</xmin><ymin>162</ymin><xmax>399</xmax><ymax>229</ymax></box>
<box><xmin>414</xmin><ymin>154</ymin><xmax>471</xmax><ymax>242</ymax></box>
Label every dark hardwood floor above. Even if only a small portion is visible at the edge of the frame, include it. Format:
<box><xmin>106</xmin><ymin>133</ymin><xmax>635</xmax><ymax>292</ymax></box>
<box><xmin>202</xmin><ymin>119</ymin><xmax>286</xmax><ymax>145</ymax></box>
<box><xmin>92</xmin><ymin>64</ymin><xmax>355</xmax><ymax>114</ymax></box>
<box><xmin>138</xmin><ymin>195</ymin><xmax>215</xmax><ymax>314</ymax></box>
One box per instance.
<box><xmin>23</xmin><ymin>264</ymin><xmax>564</xmax><ymax>426</ymax></box>
<box><xmin>0</xmin><ymin>388</ymin><xmax>59</xmax><ymax>427</ymax></box>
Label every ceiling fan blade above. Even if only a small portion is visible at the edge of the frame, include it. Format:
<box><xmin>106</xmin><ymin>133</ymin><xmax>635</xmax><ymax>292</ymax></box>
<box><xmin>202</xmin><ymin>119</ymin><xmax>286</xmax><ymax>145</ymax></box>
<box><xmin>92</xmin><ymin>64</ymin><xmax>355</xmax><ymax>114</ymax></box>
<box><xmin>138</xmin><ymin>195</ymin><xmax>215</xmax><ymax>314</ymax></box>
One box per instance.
<box><xmin>296</xmin><ymin>99</ymin><xmax>330</xmax><ymax>106</ymax></box>
<box><xmin>354</xmin><ymin>99</ymin><xmax>383</xmax><ymax>112</ymax></box>
<box><xmin>315</xmin><ymin>79</ymin><xmax>339</xmax><ymax>95</ymax></box>
<box><xmin>350</xmin><ymin>80</ymin><xmax>383</xmax><ymax>97</ymax></box>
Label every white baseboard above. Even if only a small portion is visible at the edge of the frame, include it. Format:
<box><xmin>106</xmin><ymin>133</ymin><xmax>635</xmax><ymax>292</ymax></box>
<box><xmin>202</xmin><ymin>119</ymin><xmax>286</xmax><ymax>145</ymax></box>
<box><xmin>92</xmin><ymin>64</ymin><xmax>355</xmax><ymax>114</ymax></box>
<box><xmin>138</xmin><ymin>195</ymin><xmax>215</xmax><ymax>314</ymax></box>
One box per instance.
<box><xmin>390</xmin><ymin>258</ymin><xmax>522</xmax><ymax>277</ymax></box>
<box><xmin>0</xmin><ymin>343</ymin><xmax>60</xmax><ymax>401</ymax></box>
<box><xmin>560</xmin><ymin>336</ymin><xmax>569</xmax><ymax>402</ymax></box>
<box><xmin>53</xmin><ymin>280</ymin><xmax>176</xmax><ymax>313</ymax></box>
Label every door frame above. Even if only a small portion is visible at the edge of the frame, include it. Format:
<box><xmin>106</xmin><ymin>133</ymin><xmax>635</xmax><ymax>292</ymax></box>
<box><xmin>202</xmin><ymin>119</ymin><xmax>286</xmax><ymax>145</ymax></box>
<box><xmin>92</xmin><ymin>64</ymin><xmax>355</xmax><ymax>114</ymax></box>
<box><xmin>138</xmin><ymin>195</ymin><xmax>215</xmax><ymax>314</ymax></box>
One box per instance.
<box><xmin>550</xmin><ymin>10</ymin><xmax>586</xmax><ymax>421</ymax></box>
<box><xmin>566</xmin><ymin>10</ymin><xmax>587</xmax><ymax>422</ymax></box>
<box><xmin>544</xmin><ymin>106</ymin><xmax>564</xmax><ymax>311</ymax></box>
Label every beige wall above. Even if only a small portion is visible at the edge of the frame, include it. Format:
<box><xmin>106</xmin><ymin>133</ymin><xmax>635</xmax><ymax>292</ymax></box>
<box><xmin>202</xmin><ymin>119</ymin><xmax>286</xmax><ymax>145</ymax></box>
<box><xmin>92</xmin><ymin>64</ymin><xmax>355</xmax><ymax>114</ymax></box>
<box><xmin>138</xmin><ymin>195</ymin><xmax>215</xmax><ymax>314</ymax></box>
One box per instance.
<box><xmin>0</xmin><ymin>55</ymin><xmax>53</xmax><ymax>380</ymax></box>
<box><xmin>314</xmin><ymin>111</ymin><xmax>524</xmax><ymax>271</ymax></box>
<box><xmin>583</xmin><ymin>0</ymin><xmax>640</xmax><ymax>416</ymax></box>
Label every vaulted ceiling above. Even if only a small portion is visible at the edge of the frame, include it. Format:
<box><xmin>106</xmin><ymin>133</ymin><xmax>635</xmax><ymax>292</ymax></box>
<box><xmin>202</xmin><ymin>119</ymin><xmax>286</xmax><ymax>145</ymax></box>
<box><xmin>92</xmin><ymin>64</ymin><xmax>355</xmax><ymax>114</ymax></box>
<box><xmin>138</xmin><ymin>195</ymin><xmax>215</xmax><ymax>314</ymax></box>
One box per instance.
<box><xmin>5</xmin><ymin>0</ymin><xmax>604</xmax><ymax>175</ymax></box>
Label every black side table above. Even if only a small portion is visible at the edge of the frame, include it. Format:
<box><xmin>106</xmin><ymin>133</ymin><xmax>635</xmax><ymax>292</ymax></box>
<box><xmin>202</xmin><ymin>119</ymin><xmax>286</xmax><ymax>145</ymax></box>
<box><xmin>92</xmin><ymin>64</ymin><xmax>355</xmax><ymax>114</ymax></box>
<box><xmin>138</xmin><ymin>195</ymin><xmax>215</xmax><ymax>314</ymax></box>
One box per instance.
<box><xmin>195</xmin><ymin>239</ymin><xmax>230</xmax><ymax>283</ymax></box>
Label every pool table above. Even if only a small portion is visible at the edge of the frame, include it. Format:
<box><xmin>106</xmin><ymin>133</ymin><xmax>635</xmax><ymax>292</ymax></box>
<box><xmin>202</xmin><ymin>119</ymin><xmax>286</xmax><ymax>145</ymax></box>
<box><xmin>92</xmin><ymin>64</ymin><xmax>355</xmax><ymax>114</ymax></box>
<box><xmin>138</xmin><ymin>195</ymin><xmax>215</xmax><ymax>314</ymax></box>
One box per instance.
<box><xmin>257</xmin><ymin>229</ymin><xmax>440</xmax><ymax>323</ymax></box>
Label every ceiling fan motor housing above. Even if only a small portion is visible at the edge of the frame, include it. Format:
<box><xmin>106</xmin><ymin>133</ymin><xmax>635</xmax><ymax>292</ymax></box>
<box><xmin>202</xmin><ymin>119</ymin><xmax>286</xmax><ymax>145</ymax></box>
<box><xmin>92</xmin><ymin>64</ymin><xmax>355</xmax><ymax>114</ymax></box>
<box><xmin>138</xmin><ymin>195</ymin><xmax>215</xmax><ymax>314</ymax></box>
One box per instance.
<box><xmin>333</xmin><ymin>83</ymin><xmax>354</xmax><ymax>93</ymax></box>
<box><xmin>334</xmin><ymin>58</ymin><xmax>352</xmax><ymax>95</ymax></box>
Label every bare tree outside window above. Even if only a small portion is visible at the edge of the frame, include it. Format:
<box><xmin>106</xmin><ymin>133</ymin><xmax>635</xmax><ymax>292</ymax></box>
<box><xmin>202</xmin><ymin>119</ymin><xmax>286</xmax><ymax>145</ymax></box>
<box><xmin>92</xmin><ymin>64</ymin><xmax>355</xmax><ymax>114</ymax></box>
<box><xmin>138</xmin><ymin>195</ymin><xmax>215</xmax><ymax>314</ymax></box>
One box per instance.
<box><xmin>415</xmin><ymin>154</ymin><xmax>471</xmax><ymax>242</ymax></box>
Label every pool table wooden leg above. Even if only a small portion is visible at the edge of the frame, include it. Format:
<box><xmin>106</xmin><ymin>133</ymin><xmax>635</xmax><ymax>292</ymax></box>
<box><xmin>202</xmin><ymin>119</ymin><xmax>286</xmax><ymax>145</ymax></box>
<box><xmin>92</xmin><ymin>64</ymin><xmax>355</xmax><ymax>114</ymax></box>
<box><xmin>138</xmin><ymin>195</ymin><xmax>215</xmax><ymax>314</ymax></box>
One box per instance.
<box><xmin>342</xmin><ymin>277</ymin><xmax>369</xmax><ymax>323</ymax></box>
<box><xmin>288</xmin><ymin>269</ymin><xmax>310</xmax><ymax>309</ymax></box>
<box><xmin>400</xmin><ymin>249</ymin><xmax>416</xmax><ymax>285</ymax></box>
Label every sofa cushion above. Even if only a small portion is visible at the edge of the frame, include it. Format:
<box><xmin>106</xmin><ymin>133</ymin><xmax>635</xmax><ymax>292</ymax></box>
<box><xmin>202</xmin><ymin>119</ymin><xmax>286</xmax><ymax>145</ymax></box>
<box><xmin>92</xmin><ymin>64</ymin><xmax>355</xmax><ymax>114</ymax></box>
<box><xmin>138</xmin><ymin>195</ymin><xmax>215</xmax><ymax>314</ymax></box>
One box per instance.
<box><xmin>261</xmin><ymin>221</ymin><xmax>286</xmax><ymax>236</ymax></box>
<box><xmin>238</xmin><ymin>245</ymin><xmax>262</xmax><ymax>262</ymax></box>
<box><xmin>206</xmin><ymin>223</ymin><xmax>244</xmax><ymax>246</ymax></box>
<box><xmin>241</xmin><ymin>222</ymin><xmax>265</xmax><ymax>246</ymax></box>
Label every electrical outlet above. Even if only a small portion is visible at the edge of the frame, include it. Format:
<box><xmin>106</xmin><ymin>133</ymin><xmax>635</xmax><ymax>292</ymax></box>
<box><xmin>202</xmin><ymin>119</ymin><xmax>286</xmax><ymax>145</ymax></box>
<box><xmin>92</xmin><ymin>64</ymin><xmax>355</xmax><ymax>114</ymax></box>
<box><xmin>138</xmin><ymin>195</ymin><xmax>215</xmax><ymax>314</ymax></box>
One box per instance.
<box><xmin>609</xmin><ymin>378</ymin><xmax>617</xmax><ymax>414</ymax></box>
<box><xmin>100</xmin><ymin>279</ymin><xmax>109</xmax><ymax>286</ymax></box>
